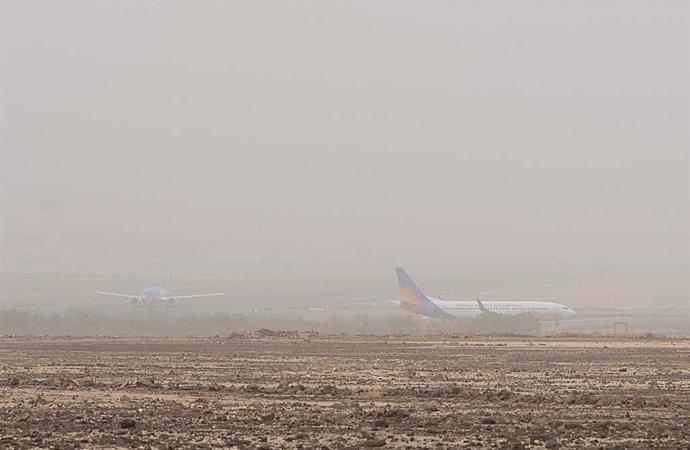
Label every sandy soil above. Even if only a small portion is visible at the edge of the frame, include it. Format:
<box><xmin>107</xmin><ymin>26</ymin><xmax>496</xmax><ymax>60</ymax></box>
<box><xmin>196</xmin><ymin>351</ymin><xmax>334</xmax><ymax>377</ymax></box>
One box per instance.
<box><xmin>1</xmin><ymin>334</ymin><xmax>689</xmax><ymax>449</ymax></box>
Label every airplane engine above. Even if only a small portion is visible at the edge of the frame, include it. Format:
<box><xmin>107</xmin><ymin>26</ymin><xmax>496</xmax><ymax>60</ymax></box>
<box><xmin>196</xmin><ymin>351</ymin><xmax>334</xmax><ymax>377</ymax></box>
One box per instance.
<box><xmin>130</xmin><ymin>298</ymin><xmax>140</xmax><ymax>305</ymax></box>
<box><xmin>166</xmin><ymin>297</ymin><xmax>177</xmax><ymax>305</ymax></box>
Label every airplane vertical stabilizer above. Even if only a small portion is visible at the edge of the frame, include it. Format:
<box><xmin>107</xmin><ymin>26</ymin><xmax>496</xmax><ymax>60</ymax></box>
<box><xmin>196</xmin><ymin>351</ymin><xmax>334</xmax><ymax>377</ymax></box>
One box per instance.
<box><xmin>395</xmin><ymin>267</ymin><xmax>452</xmax><ymax>319</ymax></box>
<box><xmin>164</xmin><ymin>266</ymin><xmax>172</xmax><ymax>294</ymax></box>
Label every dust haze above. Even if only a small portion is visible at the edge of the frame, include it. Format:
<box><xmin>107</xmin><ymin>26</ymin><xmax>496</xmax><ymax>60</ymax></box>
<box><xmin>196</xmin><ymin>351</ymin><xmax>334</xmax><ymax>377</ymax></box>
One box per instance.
<box><xmin>1</xmin><ymin>2</ymin><xmax>688</xmax><ymax>334</ymax></box>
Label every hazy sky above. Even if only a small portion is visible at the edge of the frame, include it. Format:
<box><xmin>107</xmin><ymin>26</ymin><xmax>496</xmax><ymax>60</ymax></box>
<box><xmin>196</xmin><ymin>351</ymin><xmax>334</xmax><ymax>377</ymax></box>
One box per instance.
<box><xmin>2</xmin><ymin>1</ymin><xmax>688</xmax><ymax>270</ymax></box>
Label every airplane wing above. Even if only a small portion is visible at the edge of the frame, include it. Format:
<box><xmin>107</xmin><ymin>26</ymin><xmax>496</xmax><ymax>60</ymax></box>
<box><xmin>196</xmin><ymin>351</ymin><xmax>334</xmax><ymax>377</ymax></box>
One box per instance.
<box><xmin>98</xmin><ymin>291</ymin><xmax>139</xmax><ymax>300</ymax></box>
<box><xmin>164</xmin><ymin>293</ymin><xmax>224</xmax><ymax>300</ymax></box>
<box><xmin>476</xmin><ymin>298</ymin><xmax>490</xmax><ymax>313</ymax></box>
<box><xmin>476</xmin><ymin>298</ymin><xmax>506</xmax><ymax>316</ymax></box>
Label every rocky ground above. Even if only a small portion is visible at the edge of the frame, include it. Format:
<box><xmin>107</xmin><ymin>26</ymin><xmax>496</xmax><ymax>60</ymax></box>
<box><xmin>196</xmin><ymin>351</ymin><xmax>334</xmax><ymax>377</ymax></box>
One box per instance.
<box><xmin>1</xmin><ymin>333</ymin><xmax>689</xmax><ymax>449</ymax></box>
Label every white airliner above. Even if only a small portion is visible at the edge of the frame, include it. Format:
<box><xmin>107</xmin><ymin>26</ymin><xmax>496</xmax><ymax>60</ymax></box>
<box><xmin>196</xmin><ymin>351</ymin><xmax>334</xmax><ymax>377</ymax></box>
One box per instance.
<box><xmin>98</xmin><ymin>270</ymin><xmax>223</xmax><ymax>306</ymax></box>
<box><xmin>395</xmin><ymin>267</ymin><xmax>576</xmax><ymax>320</ymax></box>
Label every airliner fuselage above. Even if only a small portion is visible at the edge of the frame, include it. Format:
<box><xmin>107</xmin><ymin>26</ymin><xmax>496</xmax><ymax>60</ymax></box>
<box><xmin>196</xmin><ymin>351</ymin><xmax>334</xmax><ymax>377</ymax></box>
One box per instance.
<box><xmin>414</xmin><ymin>298</ymin><xmax>576</xmax><ymax>320</ymax></box>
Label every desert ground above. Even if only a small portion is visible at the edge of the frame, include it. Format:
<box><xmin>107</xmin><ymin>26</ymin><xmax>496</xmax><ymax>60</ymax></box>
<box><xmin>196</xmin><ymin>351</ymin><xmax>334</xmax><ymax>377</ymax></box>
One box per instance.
<box><xmin>1</xmin><ymin>334</ymin><xmax>689</xmax><ymax>449</ymax></box>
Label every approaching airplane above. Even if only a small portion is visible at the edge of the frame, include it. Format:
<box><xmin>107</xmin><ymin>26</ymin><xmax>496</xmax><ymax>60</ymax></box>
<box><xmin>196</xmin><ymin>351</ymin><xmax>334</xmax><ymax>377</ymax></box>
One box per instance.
<box><xmin>98</xmin><ymin>270</ymin><xmax>223</xmax><ymax>306</ymax></box>
<box><xmin>395</xmin><ymin>267</ymin><xmax>576</xmax><ymax>320</ymax></box>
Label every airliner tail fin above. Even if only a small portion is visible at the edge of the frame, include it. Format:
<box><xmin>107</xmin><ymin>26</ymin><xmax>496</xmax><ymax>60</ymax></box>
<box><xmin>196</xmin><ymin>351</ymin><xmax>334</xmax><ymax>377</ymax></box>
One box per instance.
<box><xmin>164</xmin><ymin>266</ymin><xmax>172</xmax><ymax>292</ymax></box>
<box><xmin>395</xmin><ymin>267</ymin><xmax>451</xmax><ymax>319</ymax></box>
<box><xmin>395</xmin><ymin>267</ymin><xmax>431</xmax><ymax>306</ymax></box>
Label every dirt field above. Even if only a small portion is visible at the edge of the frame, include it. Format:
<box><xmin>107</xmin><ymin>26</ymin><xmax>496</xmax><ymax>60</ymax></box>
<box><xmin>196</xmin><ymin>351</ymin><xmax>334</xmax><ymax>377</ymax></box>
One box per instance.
<box><xmin>1</xmin><ymin>334</ymin><xmax>689</xmax><ymax>449</ymax></box>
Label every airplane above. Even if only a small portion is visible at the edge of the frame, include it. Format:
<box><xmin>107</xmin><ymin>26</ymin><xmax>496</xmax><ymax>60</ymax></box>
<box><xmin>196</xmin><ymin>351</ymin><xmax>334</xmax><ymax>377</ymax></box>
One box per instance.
<box><xmin>98</xmin><ymin>270</ymin><xmax>223</xmax><ymax>306</ymax></box>
<box><xmin>395</xmin><ymin>267</ymin><xmax>576</xmax><ymax>320</ymax></box>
